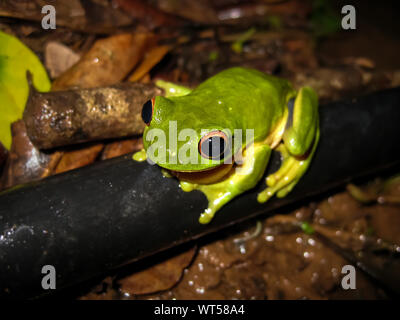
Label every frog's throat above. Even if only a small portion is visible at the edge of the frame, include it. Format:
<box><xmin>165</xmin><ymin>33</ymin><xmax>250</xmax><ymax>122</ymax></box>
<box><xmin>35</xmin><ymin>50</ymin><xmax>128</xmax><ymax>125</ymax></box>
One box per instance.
<box><xmin>171</xmin><ymin>162</ymin><xmax>234</xmax><ymax>185</ymax></box>
<box><xmin>166</xmin><ymin>162</ymin><xmax>223</xmax><ymax>173</ymax></box>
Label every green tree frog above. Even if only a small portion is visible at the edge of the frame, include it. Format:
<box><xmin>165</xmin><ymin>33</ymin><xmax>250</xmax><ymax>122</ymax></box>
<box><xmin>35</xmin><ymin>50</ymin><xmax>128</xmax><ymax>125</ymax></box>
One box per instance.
<box><xmin>134</xmin><ymin>67</ymin><xmax>319</xmax><ymax>224</ymax></box>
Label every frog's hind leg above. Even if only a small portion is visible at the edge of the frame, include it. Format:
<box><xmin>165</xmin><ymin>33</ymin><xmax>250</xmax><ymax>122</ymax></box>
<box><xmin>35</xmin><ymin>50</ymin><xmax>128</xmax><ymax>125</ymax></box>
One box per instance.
<box><xmin>257</xmin><ymin>129</ymin><xmax>319</xmax><ymax>202</ymax></box>
<box><xmin>258</xmin><ymin>87</ymin><xmax>319</xmax><ymax>203</ymax></box>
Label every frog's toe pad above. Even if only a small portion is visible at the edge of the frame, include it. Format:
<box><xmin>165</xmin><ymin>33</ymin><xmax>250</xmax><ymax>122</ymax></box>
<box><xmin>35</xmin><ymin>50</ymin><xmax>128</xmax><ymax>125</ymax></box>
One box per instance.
<box><xmin>266</xmin><ymin>175</ymin><xmax>277</xmax><ymax>187</ymax></box>
<box><xmin>199</xmin><ymin>209</ymin><xmax>215</xmax><ymax>224</ymax></box>
<box><xmin>257</xmin><ymin>189</ymin><xmax>274</xmax><ymax>203</ymax></box>
<box><xmin>266</xmin><ymin>157</ymin><xmax>299</xmax><ymax>187</ymax></box>
<box><xmin>257</xmin><ymin>183</ymin><xmax>293</xmax><ymax>204</ymax></box>
<box><xmin>276</xmin><ymin>179</ymin><xmax>299</xmax><ymax>198</ymax></box>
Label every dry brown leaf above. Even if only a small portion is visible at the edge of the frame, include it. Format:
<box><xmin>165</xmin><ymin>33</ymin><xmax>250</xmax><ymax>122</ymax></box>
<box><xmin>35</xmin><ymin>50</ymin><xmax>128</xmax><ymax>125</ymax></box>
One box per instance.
<box><xmin>52</xmin><ymin>32</ymin><xmax>155</xmax><ymax>90</ymax></box>
<box><xmin>157</xmin><ymin>0</ymin><xmax>218</xmax><ymax>24</ymax></box>
<box><xmin>0</xmin><ymin>0</ymin><xmax>133</xmax><ymax>33</ymax></box>
<box><xmin>55</xmin><ymin>143</ymin><xmax>104</xmax><ymax>174</ymax></box>
<box><xmin>114</xmin><ymin>0</ymin><xmax>185</xmax><ymax>29</ymax></box>
<box><xmin>119</xmin><ymin>247</ymin><xmax>196</xmax><ymax>296</ymax></box>
<box><xmin>101</xmin><ymin>138</ymin><xmax>143</xmax><ymax>160</ymax></box>
<box><xmin>129</xmin><ymin>45</ymin><xmax>170</xmax><ymax>82</ymax></box>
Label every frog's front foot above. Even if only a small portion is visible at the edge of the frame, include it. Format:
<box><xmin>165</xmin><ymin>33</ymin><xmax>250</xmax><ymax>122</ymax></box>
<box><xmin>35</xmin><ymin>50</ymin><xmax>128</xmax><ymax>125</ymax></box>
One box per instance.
<box><xmin>179</xmin><ymin>181</ymin><xmax>219</xmax><ymax>224</ymax></box>
<box><xmin>198</xmin><ymin>190</ymin><xmax>233</xmax><ymax>224</ymax></box>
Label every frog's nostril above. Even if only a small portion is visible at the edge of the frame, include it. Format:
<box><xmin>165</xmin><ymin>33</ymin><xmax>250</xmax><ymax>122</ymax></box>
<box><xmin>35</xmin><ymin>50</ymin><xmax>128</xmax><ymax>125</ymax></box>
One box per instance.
<box><xmin>142</xmin><ymin>98</ymin><xmax>154</xmax><ymax>125</ymax></box>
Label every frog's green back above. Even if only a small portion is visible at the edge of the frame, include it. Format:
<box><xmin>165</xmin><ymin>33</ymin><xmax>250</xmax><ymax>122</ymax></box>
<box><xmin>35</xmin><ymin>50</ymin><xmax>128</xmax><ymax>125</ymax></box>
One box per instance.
<box><xmin>170</xmin><ymin>67</ymin><xmax>295</xmax><ymax>143</ymax></box>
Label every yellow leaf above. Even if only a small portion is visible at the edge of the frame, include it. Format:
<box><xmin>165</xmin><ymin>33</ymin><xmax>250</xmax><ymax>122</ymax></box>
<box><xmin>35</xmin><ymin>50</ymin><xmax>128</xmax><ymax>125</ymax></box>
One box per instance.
<box><xmin>0</xmin><ymin>31</ymin><xmax>51</xmax><ymax>149</ymax></box>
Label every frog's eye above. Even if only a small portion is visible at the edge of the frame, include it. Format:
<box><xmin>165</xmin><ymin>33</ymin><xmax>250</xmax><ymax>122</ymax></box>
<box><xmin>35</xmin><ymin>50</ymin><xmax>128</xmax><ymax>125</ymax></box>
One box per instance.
<box><xmin>142</xmin><ymin>98</ymin><xmax>155</xmax><ymax>125</ymax></box>
<box><xmin>198</xmin><ymin>131</ymin><xmax>229</xmax><ymax>160</ymax></box>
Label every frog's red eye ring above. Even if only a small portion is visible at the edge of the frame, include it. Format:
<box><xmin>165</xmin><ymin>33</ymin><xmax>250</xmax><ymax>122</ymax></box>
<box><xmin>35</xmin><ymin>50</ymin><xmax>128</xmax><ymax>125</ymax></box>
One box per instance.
<box><xmin>142</xmin><ymin>97</ymin><xmax>155</xmax><ymax>126</ymax></box>
<box><xmin>198</xmin><ymin>131</ymin><xmax>230</xmax><ymax>160</ymax></box>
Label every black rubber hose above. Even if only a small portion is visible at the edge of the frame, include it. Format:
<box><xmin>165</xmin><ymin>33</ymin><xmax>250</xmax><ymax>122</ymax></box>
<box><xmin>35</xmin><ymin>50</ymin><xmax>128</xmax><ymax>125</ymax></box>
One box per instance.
<box><xmin>0</xmin><ymin>87</ymin><xmax>400</xmax><ymax>299</ymax></box>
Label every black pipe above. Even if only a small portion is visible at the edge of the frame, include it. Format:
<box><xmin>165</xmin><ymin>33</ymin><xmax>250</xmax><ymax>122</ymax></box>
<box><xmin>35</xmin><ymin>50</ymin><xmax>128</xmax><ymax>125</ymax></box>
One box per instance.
<box><xmin>1</xmin><ymin>88</ymin><xmax>400</xmax><ymax>299</ymax></box>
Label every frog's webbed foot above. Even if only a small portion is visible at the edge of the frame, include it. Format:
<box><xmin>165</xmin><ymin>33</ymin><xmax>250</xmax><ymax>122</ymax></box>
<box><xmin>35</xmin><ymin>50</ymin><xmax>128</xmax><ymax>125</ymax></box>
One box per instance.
<box><xmin>180</xmin><ymin>179</ymin><xmax>236</xmax><ymax>224</ymax></box>
<box><xmin>179</xmin><ymin>180</ymin><xmax>221</xmax><ymax>224</ymax></box>
<box><xmin>132</xmin><ymin>149</ymin><xmax>147</xmax><ymax>162</ymax></box>
<box><xmin>257</xmin><ymin>128</ymin><xmax>319</xmax><ymax>203</ymax></box>
<box><xmin>198</xmin><ymin>190</ymin><xmax>233</xmax><ymax>224</ymax></box>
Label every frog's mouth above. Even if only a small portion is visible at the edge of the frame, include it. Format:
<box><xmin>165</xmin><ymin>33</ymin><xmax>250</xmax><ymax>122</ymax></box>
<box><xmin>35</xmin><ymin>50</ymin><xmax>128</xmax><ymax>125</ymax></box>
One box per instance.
<box><xmin>171</xmin><ymin>162</ymin><xmax>234</xmax><ymax>185</ymax></box>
